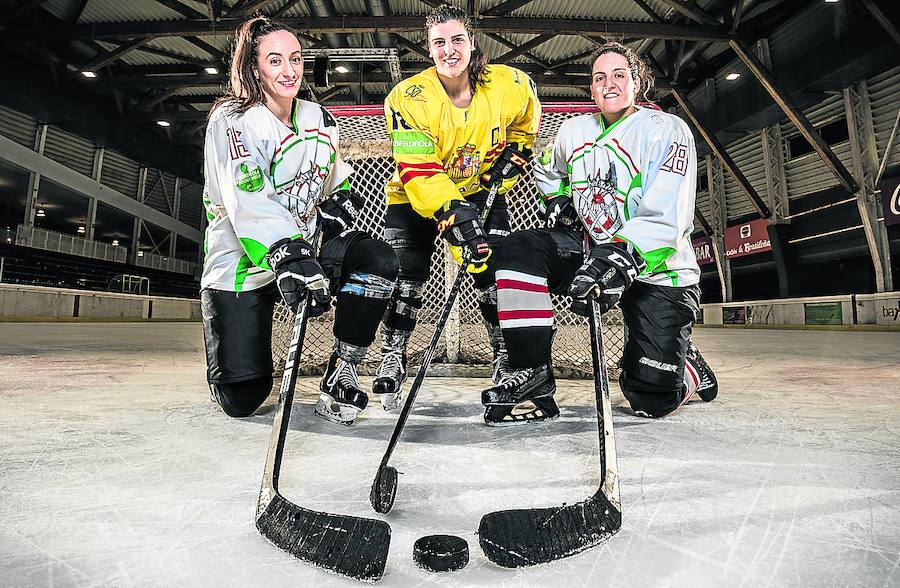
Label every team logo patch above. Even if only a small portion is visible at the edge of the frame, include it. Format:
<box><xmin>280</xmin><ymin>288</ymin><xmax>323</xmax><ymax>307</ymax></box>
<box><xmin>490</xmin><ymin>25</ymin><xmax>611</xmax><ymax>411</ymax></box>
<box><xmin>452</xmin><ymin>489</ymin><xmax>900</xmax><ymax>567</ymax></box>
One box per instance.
<box><xmin>405</xmin><ymin>84</ymin><xmax>425</xmax><ymax>99</ymax></box>
<box><xmin>575</xmin><ymin>160</ymin><xmax>624</xmax><ymax>237</ymax></box>
<box><xmin>391</xmin><ymin>130</ymin><xmax>435</xmax><ymax>154</ymax></box>
<box><xmin>235</xmin><ymin>162</ymin><xmax>264</xmax><ymax>192</ymax></box>
<box><xmin>446</xmin><ymin>143</ymin><xmax>481</xmax><ymax>179</ymax></box>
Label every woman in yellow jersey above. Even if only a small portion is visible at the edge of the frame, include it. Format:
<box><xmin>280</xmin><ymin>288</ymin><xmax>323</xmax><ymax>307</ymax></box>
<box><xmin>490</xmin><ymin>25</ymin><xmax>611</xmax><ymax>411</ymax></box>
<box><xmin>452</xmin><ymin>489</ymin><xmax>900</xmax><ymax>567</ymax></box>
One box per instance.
<box><xmin>372</xmin><ymin>4</ymin><xmax>541</xmax><ymax>420</ymax></box>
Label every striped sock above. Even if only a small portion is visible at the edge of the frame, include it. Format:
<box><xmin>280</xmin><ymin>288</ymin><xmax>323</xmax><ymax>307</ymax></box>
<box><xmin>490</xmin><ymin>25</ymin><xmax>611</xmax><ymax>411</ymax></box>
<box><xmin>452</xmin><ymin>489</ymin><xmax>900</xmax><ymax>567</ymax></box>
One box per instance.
<box><xmin>496</xmin><ymin>270</ymin><xmax>554</xmax><ymax>368</ymax></box>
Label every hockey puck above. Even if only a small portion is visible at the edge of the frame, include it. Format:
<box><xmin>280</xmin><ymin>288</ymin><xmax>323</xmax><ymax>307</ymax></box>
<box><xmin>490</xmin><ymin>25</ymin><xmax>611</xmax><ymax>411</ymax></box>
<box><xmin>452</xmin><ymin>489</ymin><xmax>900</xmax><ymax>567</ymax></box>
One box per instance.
<box><xmin>412</xmin><ymin>534</ymin><xmax>469</xmax><ymax>572</ymax></box>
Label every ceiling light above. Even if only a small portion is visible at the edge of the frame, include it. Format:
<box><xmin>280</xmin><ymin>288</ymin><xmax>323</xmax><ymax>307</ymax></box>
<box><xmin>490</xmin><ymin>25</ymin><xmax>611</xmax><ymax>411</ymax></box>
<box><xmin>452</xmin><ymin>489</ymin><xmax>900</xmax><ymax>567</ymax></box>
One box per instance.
<box><xmin>204</xmin><ymin>67</ymin><xmax>219</xmax><ymax>75</ymax></box>
<box><xmin>334</xmin><ymin>65</ymin><xmax>349</xmax><ymax>74</ymax></box>
<box><xmin>725</xmin><ymin>72</ymin><xmax>741</xmax><ymax>81</ymax></box>
<box><xmin>112</xmin><ymin>239</ymin><xmax>119</xmax><ymax>246</ymax></box>
<box><xmin>156</xmin><ymin>120</ymin><xmax>171</xmax><ymax>127</ymax></box>
<box><xmin>81</xmin><ymin>71</ymin><xmax>97</xmax><ymax>78</ymax></box>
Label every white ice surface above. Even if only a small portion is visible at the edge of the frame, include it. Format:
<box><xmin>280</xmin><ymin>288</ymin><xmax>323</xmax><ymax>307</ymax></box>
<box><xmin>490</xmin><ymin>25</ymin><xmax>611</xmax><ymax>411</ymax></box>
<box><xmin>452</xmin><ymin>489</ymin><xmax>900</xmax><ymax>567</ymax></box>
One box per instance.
<box><xmin>1</xmin><ymin>324</ymin><xmax>899</xmax><ymax>587</ymax></box>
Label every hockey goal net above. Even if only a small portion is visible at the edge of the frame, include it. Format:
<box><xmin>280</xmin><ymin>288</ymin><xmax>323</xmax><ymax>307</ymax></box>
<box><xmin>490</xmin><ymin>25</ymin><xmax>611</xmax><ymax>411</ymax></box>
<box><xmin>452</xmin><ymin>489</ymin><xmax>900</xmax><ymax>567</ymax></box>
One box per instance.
<box><xmin>272</xmin><ymin>103</ymin><xmax>625</xmax><ymax>378</ymax></box>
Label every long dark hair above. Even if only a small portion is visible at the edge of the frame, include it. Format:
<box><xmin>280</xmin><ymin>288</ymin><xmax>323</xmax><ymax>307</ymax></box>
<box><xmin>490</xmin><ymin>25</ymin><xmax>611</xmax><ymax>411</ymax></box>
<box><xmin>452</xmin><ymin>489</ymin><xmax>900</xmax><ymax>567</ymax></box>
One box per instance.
<box><xmin>211</xmin><ymin>16</ymin><xmax>299</xmax><ymax>116</ymax></box>
<box><xmin>590</xmin><ymin>42</ymin><xmax>655</xmax><ymax>104</ymax></box>
<box><xmin>425</xmin><ymin>4</ymin><xmax>489</xmax><ymax>92</ymax></box>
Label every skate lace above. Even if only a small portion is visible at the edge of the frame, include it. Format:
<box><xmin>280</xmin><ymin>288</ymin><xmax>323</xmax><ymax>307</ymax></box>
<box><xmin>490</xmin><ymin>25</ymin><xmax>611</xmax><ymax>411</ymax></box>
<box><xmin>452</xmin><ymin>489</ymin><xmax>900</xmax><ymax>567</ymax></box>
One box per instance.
<box><xmin>376</xmin><ymin>349</ymin><xmax>404</xmax><ymax>379</ymax></box>
<box><xmin>328</xmin><ymin>359</ymin><xmax>360</xmax><ymax>390</ymax></box>
<box><xmin>499</xmin><ymin>367</ymin><xmax>533</xmax><ymax>389</ymax></box>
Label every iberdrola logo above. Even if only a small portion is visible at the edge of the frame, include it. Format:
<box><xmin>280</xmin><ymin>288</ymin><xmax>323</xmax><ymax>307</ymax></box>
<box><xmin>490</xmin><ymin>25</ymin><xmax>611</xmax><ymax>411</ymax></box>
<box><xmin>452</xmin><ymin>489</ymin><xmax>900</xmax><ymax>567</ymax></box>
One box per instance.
<box><xmin>235</xmin><ymin>162</ymin><xmax>264</xmax><ymax>192</ymax></box>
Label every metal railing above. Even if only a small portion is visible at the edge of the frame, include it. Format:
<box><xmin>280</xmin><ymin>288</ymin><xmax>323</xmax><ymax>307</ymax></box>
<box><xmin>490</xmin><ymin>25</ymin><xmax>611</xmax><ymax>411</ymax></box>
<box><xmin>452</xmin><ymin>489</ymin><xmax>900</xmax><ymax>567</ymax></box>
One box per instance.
<box><xmin>16</xmin><ymin>224</ymin><xmax>128</xmax><ymax>263</ymax></box>
<box><xmin>134</xmin><ymin>251</ymin><xmax>197</xmax><ymax>276</ymax></box>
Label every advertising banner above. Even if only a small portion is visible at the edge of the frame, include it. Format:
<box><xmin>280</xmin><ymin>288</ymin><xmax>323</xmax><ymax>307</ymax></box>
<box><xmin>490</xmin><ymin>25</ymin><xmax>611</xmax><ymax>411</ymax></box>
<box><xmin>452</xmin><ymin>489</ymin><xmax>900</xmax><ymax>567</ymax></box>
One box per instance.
<box><xmin>692</xmin><ymin>236</ymin><xmax>716</xmax><ymax>266</ymax></box>
<box><xmin>804</xmin><ymin>302</ymin><xmax>843</xmax><ymax>325</ymax></box>
<box><xmin>723</xmin><ymin>306</ymin><xmax>747</xmax><ymax>325</ymax></box>
<box><xmin>880</xmin><ymin>175</ymin><xmax>900</xmax><ymax>227</ymax></box>
<box><xmin>724</xmin><ymin>218</ymin><xmax>772</xmax><ymax>259</ymax></box>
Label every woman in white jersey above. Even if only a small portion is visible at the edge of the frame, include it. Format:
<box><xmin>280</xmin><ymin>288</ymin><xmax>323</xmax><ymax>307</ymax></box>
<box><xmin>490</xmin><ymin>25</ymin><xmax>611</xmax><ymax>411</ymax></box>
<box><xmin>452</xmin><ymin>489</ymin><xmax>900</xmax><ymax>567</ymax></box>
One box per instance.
<box><xmin>485</xmin><ymin>42</ymin><xmax>718</xmax><ymax>422</ymax></box>
<box><xmin>200</xmin><ymin>17</ymin><xmax>398</xmax><ymax>425</ymax></box>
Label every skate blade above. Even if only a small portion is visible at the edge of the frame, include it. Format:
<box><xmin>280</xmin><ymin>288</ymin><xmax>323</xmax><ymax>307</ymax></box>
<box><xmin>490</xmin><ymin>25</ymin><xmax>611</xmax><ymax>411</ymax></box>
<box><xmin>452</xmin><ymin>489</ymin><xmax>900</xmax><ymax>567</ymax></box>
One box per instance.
<box><xmin>484</xmin><ymin>401</ymin><xmax>560</xmax><ymax>427</ymax></box>
<box><xmin>314</xmin><ymin>395</ymin><xmax>361</xmax><ymax>426</ymax></box>
<box><xmin>379</xmin><ymin>392</ymin><xmax>402</xmax><ymax>411</ymax></box>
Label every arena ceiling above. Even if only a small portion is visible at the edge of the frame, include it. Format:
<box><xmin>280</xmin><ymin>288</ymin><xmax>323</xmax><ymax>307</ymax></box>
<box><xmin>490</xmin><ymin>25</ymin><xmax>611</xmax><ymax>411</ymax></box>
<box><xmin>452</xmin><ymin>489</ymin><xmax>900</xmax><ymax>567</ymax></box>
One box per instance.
<box><xmin>0</xmin><ymin>0</ymin><xmax>896</xmax><ymax>179</ymax></box>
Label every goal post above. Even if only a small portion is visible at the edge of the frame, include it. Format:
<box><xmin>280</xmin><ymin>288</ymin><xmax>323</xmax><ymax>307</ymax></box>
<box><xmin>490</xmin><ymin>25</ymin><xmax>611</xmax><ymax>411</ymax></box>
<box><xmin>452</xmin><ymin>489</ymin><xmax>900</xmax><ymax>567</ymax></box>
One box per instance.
<box><xmin>271</xmin><ymin>103</ymin><xmax>625</xmax><ymax>378</ymax></box>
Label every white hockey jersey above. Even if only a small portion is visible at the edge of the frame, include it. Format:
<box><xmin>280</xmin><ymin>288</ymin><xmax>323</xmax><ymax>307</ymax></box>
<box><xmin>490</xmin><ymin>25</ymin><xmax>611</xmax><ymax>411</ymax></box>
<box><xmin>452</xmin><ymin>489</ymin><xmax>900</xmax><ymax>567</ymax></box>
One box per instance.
<box><xmin>534</xmin><ymin>106</ymin><xmax>700</xmax><ymax>287</ymax></box>
<box><xmin>201</xmin><ymin>98</ymin><xmax>352</xmax><ymax>292</ymax></box>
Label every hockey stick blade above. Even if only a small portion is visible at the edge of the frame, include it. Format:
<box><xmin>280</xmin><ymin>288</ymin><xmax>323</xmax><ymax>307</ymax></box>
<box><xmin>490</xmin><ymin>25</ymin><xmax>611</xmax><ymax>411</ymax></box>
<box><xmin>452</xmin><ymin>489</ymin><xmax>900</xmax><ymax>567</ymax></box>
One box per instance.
<box><xmin>370</xmin><ymin>184</ymin><xmax>501</xmax><ymax>514</ymax></box>
<box><xmin>257</xmin><ymin>494</ymin><xmax>391</xmax><ymax>582</ymax></box>
<box><xmin>257</xmin><ymin>301</ymin><xmax>391</xmax><ymax>582</ymax></box>
<box><xmin>477</xmin><ymin>297</ymin><xmax>621</xmax><ymax>567</ymax></box>
<box><xmin>369</xmin><ymin>464</ymin><xmax>397</xmax><ymax>514</ymax></box>
<box><xmin>478</xmin><ymin>492</ymin><xmax>621</xmax><ymax>567</ymax></box>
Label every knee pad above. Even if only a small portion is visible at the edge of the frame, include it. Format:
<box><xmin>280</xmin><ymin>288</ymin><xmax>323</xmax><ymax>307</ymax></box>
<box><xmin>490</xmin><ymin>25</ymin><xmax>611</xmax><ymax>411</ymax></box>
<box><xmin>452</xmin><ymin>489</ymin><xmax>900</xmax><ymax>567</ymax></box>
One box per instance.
<box><xmin>495</xmin><ymin>230</ymin><xmax>550</xmax><ymax>273</ymax></box>
<box><xmin>384</xmin><ymin>278</ymin><xmax>424</xmax><ymax>331</ymax></box>
<box><xmin>340</xmin><ymin>272</ymin><xmax>396</xmax><ymax>300</ymax></box>
<box><xmin>210</xmin><ymin>376</ymin><xmax>273</xmax><ymax>418</ymax></box>
<box><xmin>619</xmin><ymin>370</ymin><xmax>682</xmax><ymax>418</ymax></box>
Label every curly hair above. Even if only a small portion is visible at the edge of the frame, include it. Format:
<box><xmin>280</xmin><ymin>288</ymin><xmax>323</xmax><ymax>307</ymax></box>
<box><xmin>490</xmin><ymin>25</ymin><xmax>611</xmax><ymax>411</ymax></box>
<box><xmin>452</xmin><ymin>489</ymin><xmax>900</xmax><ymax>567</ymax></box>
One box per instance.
<box><xmin>425</xmin><ymin>4</ymin><xmax>489</xmax><ymax>92</ymax></box>
<box><xmin>590</xmin><ymin>42</ymin><xmax>656</xmax><ymax>104</ymax></box>
<box><xmin>212</xmin><ymin>16</ymin><xmax>300</xmax><ymax>116</ymax></box>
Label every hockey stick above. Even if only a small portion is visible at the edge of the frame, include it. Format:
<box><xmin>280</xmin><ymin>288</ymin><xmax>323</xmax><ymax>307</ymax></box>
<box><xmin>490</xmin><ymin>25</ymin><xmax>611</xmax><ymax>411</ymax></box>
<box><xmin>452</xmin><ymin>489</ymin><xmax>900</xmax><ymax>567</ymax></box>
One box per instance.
<box><xmin>370</xmin><ymin>182</ymin><xmax>501</xmax><ymax>515</ymax></box>
<box><xmin>477</xmin><ymin>296</ymin><xmax>622</xmax><ymax>567</ymax></box>
<box><xmin>256</xmin><ymin>295</ymin><xmax>391</xmax><ymax>582</ymax></box>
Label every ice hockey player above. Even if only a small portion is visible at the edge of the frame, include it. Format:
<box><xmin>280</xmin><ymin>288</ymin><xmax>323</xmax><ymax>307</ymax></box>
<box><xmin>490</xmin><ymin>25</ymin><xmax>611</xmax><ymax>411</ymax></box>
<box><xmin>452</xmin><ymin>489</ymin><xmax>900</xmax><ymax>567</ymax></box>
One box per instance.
<box><xmin>484</xmin><ymin>42</ymin><xmax>718</xmax><ymax>425</ymax></box>
<box><xmin>374</xmin><ymin>4</ymin><xmax>541</xmax><ymax>409</ymax></box>
<box><xmin>200</xmin><ymin>17</ymin><xmax>398</xmax><ymax>425</ymax></box>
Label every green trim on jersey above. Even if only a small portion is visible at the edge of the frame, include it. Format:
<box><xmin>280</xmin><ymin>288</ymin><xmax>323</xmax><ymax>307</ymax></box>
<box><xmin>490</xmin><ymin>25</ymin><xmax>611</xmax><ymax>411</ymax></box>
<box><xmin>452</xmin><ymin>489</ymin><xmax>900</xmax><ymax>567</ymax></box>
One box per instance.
<box><xmin>234</xmin><ymin>254</ymin><xmax>253</xmax><ymax>291</ymax></box>
<box><xmin>238</xmin><ymin>236</ymin><xmax>272</xmax><ymax>270</ymax></box>
<box><xmin>614</xmin><ymin>234</ymin><xmax>676</xmax><ymax>276</ymax></box>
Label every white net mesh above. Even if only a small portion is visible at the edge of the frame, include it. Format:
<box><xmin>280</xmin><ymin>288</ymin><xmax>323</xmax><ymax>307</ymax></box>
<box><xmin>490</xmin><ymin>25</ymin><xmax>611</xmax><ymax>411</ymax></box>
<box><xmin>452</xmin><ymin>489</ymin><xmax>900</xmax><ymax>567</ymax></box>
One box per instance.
<box><xmin>272</xmin><ymin>103</ymin><xmax>625</xmax><ymax>378</ymax></box>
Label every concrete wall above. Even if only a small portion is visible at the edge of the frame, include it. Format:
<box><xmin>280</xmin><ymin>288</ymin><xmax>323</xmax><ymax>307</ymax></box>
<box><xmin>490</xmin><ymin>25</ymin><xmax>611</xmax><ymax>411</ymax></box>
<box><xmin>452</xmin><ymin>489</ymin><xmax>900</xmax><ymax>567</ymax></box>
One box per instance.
<box><xmin>0</xmin><ymin>284</ymin><xmax>199</xmax><ymax>321</ymax></box>
<box><xmin>856</xmin><ymin>293</ymin><xmax>900</xmax><ymax>326</ymax></box>
<box><xmin>702</xmin><ymin>293</ymin><xmax>896</xmax><ymax>326</ymax></box>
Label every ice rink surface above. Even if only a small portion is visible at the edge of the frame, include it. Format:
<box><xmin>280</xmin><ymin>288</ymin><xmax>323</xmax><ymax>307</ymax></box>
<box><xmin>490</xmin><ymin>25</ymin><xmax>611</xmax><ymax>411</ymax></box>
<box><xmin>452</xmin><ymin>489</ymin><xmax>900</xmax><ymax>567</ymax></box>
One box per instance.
<box><xmin>1</xmin><ymin>322</ymin><xmax>899</xmax><ymax>587</ymax></box>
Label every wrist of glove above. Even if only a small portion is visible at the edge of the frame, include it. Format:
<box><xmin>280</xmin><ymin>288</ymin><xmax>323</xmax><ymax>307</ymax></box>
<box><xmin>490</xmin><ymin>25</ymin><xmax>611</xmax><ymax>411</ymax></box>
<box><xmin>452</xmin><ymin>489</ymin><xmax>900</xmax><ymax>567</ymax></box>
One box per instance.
<box><xmin>568</xmin><ymin>241</ymin><xmax>646</xmax><ymax>315</ymax></box>
<box><xmin>540</xmin><ymin>194</ymin><xmax>578</xmax><ymax>229</ymax></box>
<box><xmin>480</xmin><ymin>144</ymin><xmax>531</xmax><ymax>189</ymax></box>
<box><xmin>267</xmin><ymin>238</ymin><xmax>331</xmax><ymax>315</ymax></box>
<box><xmin>318</xmin><ymin>189</ymin><xmax>364</xmax><ymax>240</ymax></box>
<box><xmin>435</xmin><ymin>200</ymin><xmax>491</xmax><ymax>265</ymax></box>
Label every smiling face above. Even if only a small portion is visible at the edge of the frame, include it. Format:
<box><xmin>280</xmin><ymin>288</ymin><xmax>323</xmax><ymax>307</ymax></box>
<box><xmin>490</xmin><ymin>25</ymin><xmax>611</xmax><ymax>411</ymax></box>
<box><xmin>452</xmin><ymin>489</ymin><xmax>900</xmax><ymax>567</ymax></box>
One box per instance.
<box><xmin>427</xmin><ymin>19</ymin><xmax>473</xmax><ymax>80</ymax></box>
<box><xmin>590</xmin><ymin>51</ymin><xmax>640</xmax><ymax>125</ymax></box>
<box><xmin>256</xmin><ymin>30</ymin><xmax>303</xmax><ymax>108</ymax></box>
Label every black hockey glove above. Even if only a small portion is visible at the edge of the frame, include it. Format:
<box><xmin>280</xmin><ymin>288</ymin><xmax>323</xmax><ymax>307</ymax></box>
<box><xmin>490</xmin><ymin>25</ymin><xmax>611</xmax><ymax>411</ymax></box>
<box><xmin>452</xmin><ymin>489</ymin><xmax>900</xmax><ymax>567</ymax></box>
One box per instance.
<box><xmin>568</xmin><ymin>241</ymin><xmax>646</xmax><ymax>315</ymax></box>
<box><xmin>480</xmin><ymin>144</ymin><xmax>531</xmax><ymax>189</ymax></box>
<box><xmin>318</xmin><ymin>189</ymin><xmax>364</xmax><ymax>241</ymax></box>
<box><xmin>539</xmin><ymin>194</ymin><xmax>578</xmax><ymax>229</ymax></box>
<box><xmin>267</xmin><ymin>238</ymin><xmax>331</xmax><ymax>316</ymax></box>
<box><xmin>435</xmin><ymin>199</ymin><xmax>491</xmax><ymax>265</ymax></box>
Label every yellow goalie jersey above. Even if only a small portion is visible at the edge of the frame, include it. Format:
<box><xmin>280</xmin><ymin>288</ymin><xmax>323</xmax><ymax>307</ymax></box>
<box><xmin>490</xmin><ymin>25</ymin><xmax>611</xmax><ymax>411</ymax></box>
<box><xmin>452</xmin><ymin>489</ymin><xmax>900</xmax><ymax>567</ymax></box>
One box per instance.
<box><xmin>384</xmin><ymin>64</ymin><xmax>541</xmax><ymax>218</ymax></box>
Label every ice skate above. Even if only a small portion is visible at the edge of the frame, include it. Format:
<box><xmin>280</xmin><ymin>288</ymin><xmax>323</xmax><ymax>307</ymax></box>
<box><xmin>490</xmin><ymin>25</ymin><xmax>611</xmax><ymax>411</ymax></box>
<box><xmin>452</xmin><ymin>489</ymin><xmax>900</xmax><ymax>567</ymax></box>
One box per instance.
<box><xmin>372</xmin><ymin>328</ymin><xmax>410</xmax><ymax>411</ymax></box>
<box><xmin>316</xmin><ymin>343</ymin><xmax>369</xmax><ymax>426</ymax></box>
<box><xmin>686</xmin><ymin>342</ymin><xmax>717</xmax><ymax>402</ymax></box>
<box><xmin>487</xmin><ymin>323</ymin><xmax>511</xmax><ymax>385</ymax></box>
<box><xmin>481</xmin><ymin>363</ymin><xmax>559</xmax><ymax>426</ymax></box>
